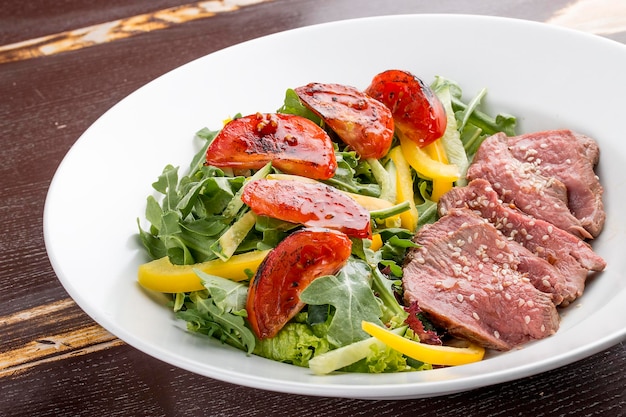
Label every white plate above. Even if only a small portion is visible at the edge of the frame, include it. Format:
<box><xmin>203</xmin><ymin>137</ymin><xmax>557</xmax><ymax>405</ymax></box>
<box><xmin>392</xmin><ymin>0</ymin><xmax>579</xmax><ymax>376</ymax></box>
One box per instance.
<box><xmin>44</xmin><ymin>14</ymin><xmax>626</xmax><ymax>400</ymax></box>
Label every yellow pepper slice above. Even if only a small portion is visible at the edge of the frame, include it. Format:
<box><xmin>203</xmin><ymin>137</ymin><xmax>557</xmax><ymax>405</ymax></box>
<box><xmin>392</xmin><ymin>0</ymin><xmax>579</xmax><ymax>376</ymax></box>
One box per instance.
<box><xmin>370</xmin><ymin>233</ymin><xmax>383</xmax><ymax>251</ymax></box>
<box><xmin>423</xmin><ymin>140</ymin><xmax>454</xmax><ymax>202</ymax></box>
<box><xmin>399</xmin><ymin>132</ymin><xmax>460</xmax><ymax>183</ymax></box>
<box><xmin>388</xmin><ymin>146</ymin><xmax>419</xmax><ymax>232</ymax></box>
<box><xmin>361</xmin><ymin>321</ymin><xmax>485</xmax><ymax>366</ymax></box>
<box><xmin>345</xmin><ymin>192</ymin><xmax>393</xmax><ymax>211</ymax></box>
<box><xmin>138</xmin><ymin>250</ymin><xmax>270</xmax><ymax>293</ymax></box>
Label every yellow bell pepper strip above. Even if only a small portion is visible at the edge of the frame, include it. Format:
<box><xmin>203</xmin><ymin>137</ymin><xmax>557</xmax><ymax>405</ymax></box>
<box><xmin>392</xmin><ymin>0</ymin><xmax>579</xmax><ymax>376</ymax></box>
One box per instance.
<box><xmin>361</xmin><ymin>321</ymin><xmax>485</xmax><ymax>366</ymax></box>
<box><xmin>345</xmin><ymin>192</ymin><xmax>392</xmax><ymax>211</ymax></box>
<box><xmin>423</xmin><ymin>139</ymin><xmax>454</xmax><ymax>202</ymax></box>
<box><xmin>398</xmin><ymin>131</ymin><xmax>460</xmax><ymax>183</ymax></box>
<box><xmin>138</xmin><ymin>249</ymin><xmax>270</xmax><ymax>293</ymax></box>
<box><xmin>388</xmin><ymin>146</ymin><xmax>419</xmax><ymax>232</ymax></box>
<box><xmin>370</xmin><ymin>233</ymin><xmax>383</xmax><ymax>251</ymax></box>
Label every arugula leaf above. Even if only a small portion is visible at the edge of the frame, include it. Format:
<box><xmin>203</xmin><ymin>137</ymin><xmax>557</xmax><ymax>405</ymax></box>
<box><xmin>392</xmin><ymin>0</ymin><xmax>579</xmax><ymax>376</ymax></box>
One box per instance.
<box><xmin>196</xmin><ymin>174</ymin><xmax>245</xmax><ymax>216</ymax></box>
<box><xmin>254</xmin><ymin>215</ymin><xmax>294</xmax><ymax>251</ymax></box>
<box><xmin>153</xmin><ymin>165</ymin><xmax>180</xmax><ymax>211</ymax></box>
<box><xmin>190</xmin><ymin>128</ymin><xmax>218</xmax><ymax>174</ymax></box>
<box><xmin>137</xmin><ymin>218</ymin><xmax>166</xmax><ymax>259</ymax></box>
<box><xmin>431</xmin><ymin>75</ymin><xmax>517</xmax><ymax>155</ymax></box>
<box><xmin>324</xmin><ymin>152</ymin><xmax>380</xmax><ymax>197</ymax></box>
<box><xmin>299</xmin><ymin>258</ymin><xmax>382</xmax><ymax>347</ymax></box>
<box><xmin>138</xmin><ymin>156</ymin><xmax>260</xmax><ymax>264</ymax></box>
<box><xmin>372</xmin><ymin>228</ymin><xmax>418</xmax><ymax>270</ymax></box>
<box><xmin>175</xmin><ymin>306</ymin><xmax>249</xmax><ymax>353</ymax></box>
<box><xmin>145</xmin><ymin>195</ymin><xmax>163</xmax><ymax>232</ymax></box>
<box><xmin>176</xmin><ymin>178</ymin><xmax>213</xmax><ymax>219</ymax></box>
<box><xmin>176</xmin><ymin>297</ymin><xmax>255</xmax><ymax>353</ymax></box>
<box><xmin>276</xmin><ymin>88</ymin><xmax>321</xmax><ymax>124</ymax></box>
<box><xmin>416</xmin><ymin>181</ymin><xmax>439</xmax><ymax>228</ymax></box>
<box><xmin>174</xmin><ymin>271</ymin><xmax>255</xmax><ymax>354</ymax></box>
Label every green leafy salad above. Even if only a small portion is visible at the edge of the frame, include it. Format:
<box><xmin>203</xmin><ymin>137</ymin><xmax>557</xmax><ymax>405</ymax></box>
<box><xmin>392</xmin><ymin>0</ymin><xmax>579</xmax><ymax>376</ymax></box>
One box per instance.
<box><xmin>137</xmin><ymin>74</ymin><xmax>517</xmax><ymax>374</ymax></box>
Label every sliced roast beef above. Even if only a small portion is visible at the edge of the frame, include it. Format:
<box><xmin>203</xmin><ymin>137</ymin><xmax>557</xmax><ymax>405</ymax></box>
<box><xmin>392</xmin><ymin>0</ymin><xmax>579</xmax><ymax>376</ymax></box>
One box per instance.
<box><xmin>467</xmin><ymin>132</ymin><xmax>591</xmax><ymax>239</ymax></box>
<box><xmin>507</xmin><ymin>130</ymin><xmax>605</xmax><ymax>237</ymax></box>
<box><xmin>439</xmin><ymin>179</ymin><xmax>606</xmax><ymax>306</ymax></box>
<box><xmin>402</xmin><ymin>209</ymin><xmax>560</xmax><ymax>351</ymax></box>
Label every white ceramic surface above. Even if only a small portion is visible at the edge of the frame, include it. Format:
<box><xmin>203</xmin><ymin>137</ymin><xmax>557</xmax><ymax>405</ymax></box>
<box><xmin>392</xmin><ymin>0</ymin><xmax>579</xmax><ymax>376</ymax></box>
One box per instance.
<box><xmin>44</xmin><ymin>15</ymin><xmax>626</xmax><ymax>400</ymax></box>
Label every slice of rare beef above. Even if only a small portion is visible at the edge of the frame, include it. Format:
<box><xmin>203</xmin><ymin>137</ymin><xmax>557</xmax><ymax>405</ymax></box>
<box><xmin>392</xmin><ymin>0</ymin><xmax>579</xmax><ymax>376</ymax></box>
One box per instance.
<box><xmin>402</xmin><ymin>209</ymin><xmax>560</xmax><ymax>351</ymax></box>
<box><xmin>439</xmin><ymin>179</ymin><xmax>606</xmax><ymax>306</ymax></box>
<box><xmin>507</xmin><ymin>130</ymin><xmax>605</xmax><ymax>238</ymax></box>
<box><xmin>467</xmin><ymin>133</ymin><xmax>591</xmax><ymax>239</ymax></box>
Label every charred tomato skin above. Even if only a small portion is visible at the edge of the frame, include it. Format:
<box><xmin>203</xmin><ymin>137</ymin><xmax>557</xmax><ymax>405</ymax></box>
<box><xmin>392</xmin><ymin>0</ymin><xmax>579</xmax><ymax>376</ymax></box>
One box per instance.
<box><xmin>240</xmin><ymin>178</ymin><xmax>372</xmax><ymax>239</ymax></box>
<box><xmin>205</xmin><ymin>113</ymin><xmax>337</xmax><ymax>180</ymax></box>
<box><xmin>365</xmin><ymin>70</ymin><xmax>447</xmax><ymax>148</ymax></box>
<box><xmin>246</xmin><ymin>227</ymin><xmax>352</xmax><ymax>339</ymax></box>
<box><xmin>295</xmin><ymin>83</ymin><xmax>394</xmax><ymax>159</ymax></box>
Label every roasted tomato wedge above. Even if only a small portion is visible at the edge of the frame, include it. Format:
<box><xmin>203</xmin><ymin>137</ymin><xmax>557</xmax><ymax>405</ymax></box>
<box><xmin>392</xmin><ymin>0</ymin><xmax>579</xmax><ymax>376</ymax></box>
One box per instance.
<box><xmin>246</xmin><ymin>227</ymin><xmax>352</xmax><ymax>339</ymax></box>
<box><xmin>365</xmin><ymin>70</ymin><xmax>447</xmax><ymax>148</ymax></box>
<box><xmin>240</xmin><ymin>178</ymin><xmax>371</xmax><ymax>238</ymax></box>
<box><xmin>205</xmin><ymin>113</ymin><xmax>337</xmax><ymax>180</ymax></box>
<box><xmin>294</xmin><ymin>83</ymin><xmax>394</xmax><ymax>159</ymax></box>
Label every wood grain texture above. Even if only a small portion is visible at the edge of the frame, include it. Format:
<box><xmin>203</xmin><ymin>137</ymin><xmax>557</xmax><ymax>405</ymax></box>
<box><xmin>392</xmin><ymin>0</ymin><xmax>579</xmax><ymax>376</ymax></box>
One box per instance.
<box><xmin>0</xmin><ymin>0</ymin><xmax>275</xmax><ymax>63</ymax></box>
<box><xmin>1</xmin><ymin>0</ymin><xmax>625</xmax><ymax>415</ymax></box>
<box><xmin>2</xmin><ymin>342</ymin><xmax>624</xmax><ymax>416</ymax></box>
<box><xmin>0</xmin><ymin>0</ymin><xmax>226</xmax><ymax>44</ymax></box>
<box><xmin>1</xmin><ymin>298</ymin><xmax>119</xmax><ymax>377</ymax></box>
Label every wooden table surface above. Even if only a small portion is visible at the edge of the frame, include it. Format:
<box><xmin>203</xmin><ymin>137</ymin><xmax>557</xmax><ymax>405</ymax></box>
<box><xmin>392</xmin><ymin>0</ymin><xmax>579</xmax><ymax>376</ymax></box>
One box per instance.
<box><xmin>2</xmin><ymin>0</ymin><xmax>625</xmax><ymax>415</ymax></box>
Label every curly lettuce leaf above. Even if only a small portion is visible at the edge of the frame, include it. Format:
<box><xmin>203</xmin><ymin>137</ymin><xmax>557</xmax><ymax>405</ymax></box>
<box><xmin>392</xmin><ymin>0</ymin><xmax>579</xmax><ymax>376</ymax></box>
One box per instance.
<box><xmin>253</xmin><ymin>322</ymin><xmax>331</xmax><ymax>367</ymax></box>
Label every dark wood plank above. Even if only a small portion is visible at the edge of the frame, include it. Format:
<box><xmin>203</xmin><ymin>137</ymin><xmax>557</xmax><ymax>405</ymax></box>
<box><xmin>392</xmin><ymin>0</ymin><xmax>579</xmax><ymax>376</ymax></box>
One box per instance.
<box><xmin>0</xmin><ymin>0</ymin><xmax>243</xmax><ymax>45</ymax></box>
<box><xmin>1</xmin><ymin>298</ymin><xmax>119</xmax><ymax>376</ymax></box>
<box><xmin>2</xmin><ymin>342</ymin><xmax>624</xmax><ymax>416</ymax></box>
<box><xmin>0</xmin><ymin>0</ymin><xmax>276</xmax><ymax>63</ymax></box>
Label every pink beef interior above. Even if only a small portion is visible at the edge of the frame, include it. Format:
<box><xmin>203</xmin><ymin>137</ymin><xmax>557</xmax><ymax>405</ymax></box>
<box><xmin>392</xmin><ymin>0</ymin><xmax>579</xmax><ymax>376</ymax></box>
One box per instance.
<box><xmin>403</xmin><ymin>130</ymin><xmax>606</xmax><ymax>351</ymax></box>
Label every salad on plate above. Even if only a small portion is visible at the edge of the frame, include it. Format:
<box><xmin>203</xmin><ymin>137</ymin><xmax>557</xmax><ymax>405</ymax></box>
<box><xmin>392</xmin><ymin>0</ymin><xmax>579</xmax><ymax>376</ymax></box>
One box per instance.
<box><xmin>136</xmin><ymin>69</ymin><xmax>605</xmax><ymax>374</ymax></box>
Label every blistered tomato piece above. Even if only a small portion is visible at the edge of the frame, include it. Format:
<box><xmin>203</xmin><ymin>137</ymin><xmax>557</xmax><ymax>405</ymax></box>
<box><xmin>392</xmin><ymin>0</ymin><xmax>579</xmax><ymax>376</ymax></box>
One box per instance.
<box><xmin>247</xmin><ymin>228</ymin><xmax>352</xmax><ymax>339</ymax></box>
<box><xmin>240</xmin><ymin>178</ymin><xmax>372</xmax><ymax>238</ymax></box>
<box><xmin>365</xmin><ymin>69</ymin><xmax>447</xmax><ymax>148</ymax></box>
<box><xmin>205</xmin><ymin>113</ymin><xmax>337</xmax><ymax>180</ymax></box>
<box><xmin>295</xmin><ymin>83</ymin><xmax>394</xmax><ymax>159</ymax></box>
